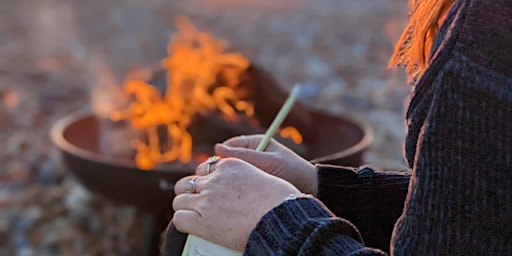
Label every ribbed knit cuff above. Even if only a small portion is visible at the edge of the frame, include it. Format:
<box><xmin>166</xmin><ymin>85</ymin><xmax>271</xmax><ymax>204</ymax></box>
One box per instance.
<box><xmin>317</xmin><ymin>164</ymin><xmax>375</xmax><ymax>189</ymax></box>
<box><xmin>316</xmin><ymin>164</ymin><xmax>366</xmax><ymax>217</ymax></box>
<box><xmin>244</xmin><ymin>196</ymin><xmax>364</xmax><ymax>255</ymax></box>
<box><xmin>315</xmin><ymin>164</ymin><xmax>410</xmax><ymax>252</ymax></box>
<box><xmin>316</xmin><ymin>164</ymin><xmax>410</xmax><ymax>216</ymax></box>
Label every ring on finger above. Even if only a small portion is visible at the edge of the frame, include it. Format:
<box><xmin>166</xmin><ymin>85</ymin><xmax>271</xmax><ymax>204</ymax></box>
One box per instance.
<box><xmin>206</xmin><ymin>156</ymin><xmax>221</xmax><ymax>174</ymax></box>
<box><xmin>186</xmin><ymin>176</ymin><xmax>199</xmax><ymax>194</ymax></box>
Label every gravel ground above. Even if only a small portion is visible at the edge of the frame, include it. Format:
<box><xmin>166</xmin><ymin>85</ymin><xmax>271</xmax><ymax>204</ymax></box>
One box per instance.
<box><xmin>0</xmin><ymin>0</ymin><xmax>410</xmax><ymax>255</ymax></box>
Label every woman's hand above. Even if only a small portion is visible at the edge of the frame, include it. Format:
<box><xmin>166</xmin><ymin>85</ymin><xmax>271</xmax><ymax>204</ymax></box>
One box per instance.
<box><xmin>173</xmin><ymin>157</ymin><xmax>300</xmax><ymax>252</ymax></box>
<box><xmin>210</xmin><ymin>135</ymin><xmax>318</xmax><ymax>196</ymax></box>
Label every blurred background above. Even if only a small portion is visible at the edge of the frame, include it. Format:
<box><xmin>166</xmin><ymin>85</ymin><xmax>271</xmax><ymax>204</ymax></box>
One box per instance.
<box><xmin>0</xmin><ymin>0</ymin><xmax>409</xmax><ymax>255</ymax></box>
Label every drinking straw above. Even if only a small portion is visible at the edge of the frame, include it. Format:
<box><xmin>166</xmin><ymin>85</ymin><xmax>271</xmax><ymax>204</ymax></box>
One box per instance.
<box><xmin>255</xmin><ymin>84</ymin><xmax>301</xmax><ymax>152</ymax></box>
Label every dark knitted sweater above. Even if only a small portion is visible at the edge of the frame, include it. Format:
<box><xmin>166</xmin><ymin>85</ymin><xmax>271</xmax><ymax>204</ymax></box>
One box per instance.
<box><xmin>245</xmin><ymin>0</ymin><xmax>512</xmax><ymax>255</ymax></box>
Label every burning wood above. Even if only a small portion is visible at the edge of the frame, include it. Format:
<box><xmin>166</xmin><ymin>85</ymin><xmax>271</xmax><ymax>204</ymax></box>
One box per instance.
<box><xmin>109</xmin><ymin>17</ymin><xmax>302</xmax><ymax>170</ymax></box>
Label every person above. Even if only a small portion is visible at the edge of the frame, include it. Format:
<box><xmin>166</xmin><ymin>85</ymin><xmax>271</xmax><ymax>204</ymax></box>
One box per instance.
<box><xmin>166</xmin><ymin>0</ymin><xmax>512</xmax><ymax>254</ymax></box>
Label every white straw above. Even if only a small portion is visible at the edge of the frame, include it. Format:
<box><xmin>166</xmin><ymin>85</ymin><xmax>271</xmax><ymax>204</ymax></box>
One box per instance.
<box><xmin>255</xmin><ymin>84</ymin><xmax>301</xmax><ymax>152</ymax></box>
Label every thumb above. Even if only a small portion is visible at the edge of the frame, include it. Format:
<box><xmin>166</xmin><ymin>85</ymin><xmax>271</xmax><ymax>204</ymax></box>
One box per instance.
<box><xmin>222</xmin><ymin>135</ymin><xmax>264</xmax><ymax>149</ymax></box>
<box><xmin>215</xmin><ymin>144</ymin><xmax>269</xmax><ymax>164</ymax></box>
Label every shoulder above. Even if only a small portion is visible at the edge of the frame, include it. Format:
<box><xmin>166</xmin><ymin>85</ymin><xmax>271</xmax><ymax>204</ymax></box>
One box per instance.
<box><xmin>433</xmin><ymin>0</ymin><xmax>512</xmax><ymax>78</ymax></box>
<box><xmin>406</xmin><ymin>0</ymin><xmax>512</xmax><ymax>150</ymax></box>
<box><xmin>459</xmin><ymin>0</ymin><xmax>512</xmax><ymax>77</ymax></box>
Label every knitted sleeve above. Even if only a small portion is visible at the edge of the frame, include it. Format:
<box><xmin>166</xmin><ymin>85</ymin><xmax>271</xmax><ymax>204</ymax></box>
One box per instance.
<box><xmin>246</xmin><ymin>1</ymin><xmax>512</xmax><ymax>254</ymax></box>
<box><xmin>316</xmin><ymin>165</ymin><xmax>410</xmax><ymax>251</ymax></box>
<box><xmin>244</xmin><ymin>195</ymin><xmax>387</xmax><ymax>256</ymax></box>
<box><xmin>390</xmin><ymin>0</ymin><xmax>512</xmax><ymax>254</ymax></box>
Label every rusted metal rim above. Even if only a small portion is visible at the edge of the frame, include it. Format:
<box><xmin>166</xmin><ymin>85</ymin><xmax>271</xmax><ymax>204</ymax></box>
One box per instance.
<box><xmin>310</xmin><ymin>112</ymin><xmax>374</xmax><ymax>164</ymax></box>
<box><xmin>51</xmin><ymin>107</ymin><xmax>374</xmax><ymax>169</ymax></box>
<box><xmin>50</xmin><ymin>107</ymin><xmax>192</xmax><ymax>174</ymax></box>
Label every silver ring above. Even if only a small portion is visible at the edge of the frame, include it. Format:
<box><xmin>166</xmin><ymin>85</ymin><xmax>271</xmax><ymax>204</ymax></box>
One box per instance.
<box><xmin>206</xmin><ymin>156</ymin><xmax>221</xmax><ymax>174</ymax></box>
<box><xmin>186</xmin><ymin>176</ymin><xmax>199</xmax><ymax>193</ymax></box>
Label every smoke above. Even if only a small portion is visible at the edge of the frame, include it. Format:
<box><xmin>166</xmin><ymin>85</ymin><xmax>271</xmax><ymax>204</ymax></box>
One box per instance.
<box><xmin>88</xmin><ymin>56</ymin><xmax>130</xmax><ymax>119</ymax></box>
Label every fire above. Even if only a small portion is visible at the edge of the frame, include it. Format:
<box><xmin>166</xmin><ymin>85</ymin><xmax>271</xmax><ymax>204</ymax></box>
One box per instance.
<box><xmin>279</xmin><ymin>126</ymin><xmax>303</xmax><ymax>144</ymax></box>
<box><xmin>110</xmin><ymin>17</ymin><xmax>302</xmax><ymax>170</ymax></box>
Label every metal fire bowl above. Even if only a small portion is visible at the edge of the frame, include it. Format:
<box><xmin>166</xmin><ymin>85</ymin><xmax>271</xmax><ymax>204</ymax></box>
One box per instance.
<box><xmin>50</xmin><ymin>65</ymin><xmax>373</xmax><ymax>216</ymax></box>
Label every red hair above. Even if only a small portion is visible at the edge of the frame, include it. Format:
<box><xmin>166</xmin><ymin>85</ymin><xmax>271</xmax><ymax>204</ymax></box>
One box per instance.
<box><xmin>389</xmin><ymin>0</ymin><xmax>455</xmax><ymax>80</ymax></box>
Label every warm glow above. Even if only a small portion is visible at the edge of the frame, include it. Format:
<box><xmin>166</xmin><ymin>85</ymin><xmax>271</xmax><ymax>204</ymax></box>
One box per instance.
<box><xmin>278</xmin><ymin>126</ymin><xmax>303</xmax><ymax>144</ymax></box>
<box><xmin>110</xmin><ymin>17</ymin><xmax>301</xmax><ymax>170</ymax></box>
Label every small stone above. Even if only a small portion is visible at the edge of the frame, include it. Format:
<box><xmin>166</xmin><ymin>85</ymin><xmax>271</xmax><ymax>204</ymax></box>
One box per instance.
<box><xmin>1</xmin><ymin>89</ymin><xmax>19</xmax><ymax>109</ymax></box>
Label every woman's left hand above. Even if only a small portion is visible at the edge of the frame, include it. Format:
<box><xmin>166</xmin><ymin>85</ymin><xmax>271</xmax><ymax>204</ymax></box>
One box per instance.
<box><xmin>172</xmin><ymin>157</ymin><xmax>300</xmax><ymax>252</ymax></box>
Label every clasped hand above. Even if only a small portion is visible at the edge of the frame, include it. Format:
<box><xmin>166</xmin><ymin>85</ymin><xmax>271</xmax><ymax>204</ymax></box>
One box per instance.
<box><xmin>172</xmin><ymin>135</ymin><xmax>318</xmax><ymax>251</ymax></box>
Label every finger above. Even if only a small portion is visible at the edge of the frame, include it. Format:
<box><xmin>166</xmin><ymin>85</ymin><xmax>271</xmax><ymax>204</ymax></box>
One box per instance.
<box><xmin>222</xmin><ymin>135</ymin><xmax>284</xmax><ymax>153</ymax></box>
<box><xmin>215</xmin><ymin>143</ymin><xmax>271</xmax><ymax>163</ymax></box>
<box><xmin>173</xmin><ymin>210</ymin><xmax>202</xmax><ymax>235</ymax></box>
<box><xmin>174</xmin><ymin>175</ymin><xmax>204</xmax><ymax>195</ymax></box>
<box><xmin>222</xmin><ymin>134</ymin><xmax>264</xmax><ymax>149</ymax></box>
<box><xmin>195</xmin><ymin>162</ymin><xmax>208</xmax><ymax>176</ymax></box>
<box><xmin>195</xmin><ymin>157</ymin><xmax>222</xmax><ymax>176</ymax></box>
<box><xmin>172</xmin><ymin>193</ymin><xmax>199</xmax><ymax>212</ymax></box>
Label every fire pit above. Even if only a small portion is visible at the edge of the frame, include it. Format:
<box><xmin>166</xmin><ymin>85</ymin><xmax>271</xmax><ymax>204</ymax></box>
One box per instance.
<box><xmin>50</xmin><ymin>18</ymin><xmax>373</xmax><ymax>254</ymax></box>
<box><xmin>51</xmin><ymin>64</ymin><xmax>373</xmax><ymax>254</ymax></box>
<box><xmin>52</xmin><ymin>64</ymin><xmax>373</xmax><ymax>203</ymax></box>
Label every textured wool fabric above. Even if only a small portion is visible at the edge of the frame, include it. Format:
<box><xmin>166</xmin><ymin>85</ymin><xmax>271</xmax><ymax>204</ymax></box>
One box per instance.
<box><xmin>245</xmin><ymin>0</ymin><xmax>512</xmax><ymax>255</ymax></box>
<box><xmin>316</xmin><ymin>166</ymin><xmax>410</xmax><ymax>252</ymax></box>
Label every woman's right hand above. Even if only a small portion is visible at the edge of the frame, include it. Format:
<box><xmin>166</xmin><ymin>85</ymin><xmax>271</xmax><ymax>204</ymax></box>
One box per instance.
<box><xmin>210</xmin><ymin>135</ymin><xmax>318</xmax><ymax>196</ymax></box>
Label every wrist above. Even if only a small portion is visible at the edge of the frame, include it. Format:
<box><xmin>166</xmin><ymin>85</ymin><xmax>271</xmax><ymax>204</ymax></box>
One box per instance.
<box><xmin>304</xmin><ymin>163</ymin><xmax>318</xmax><ymax>196</ymax></box>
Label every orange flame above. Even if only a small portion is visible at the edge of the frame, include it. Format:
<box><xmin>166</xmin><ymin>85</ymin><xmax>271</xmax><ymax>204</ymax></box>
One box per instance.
<box><xmin>279</xmin><ymin>126</ymin><xmax>303</xmax><ymax>144</ymax></box>
<box><xmin>111</xmin><ymin>17</ymin><xmax>301</xmax><ymax>170</ymax></box>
